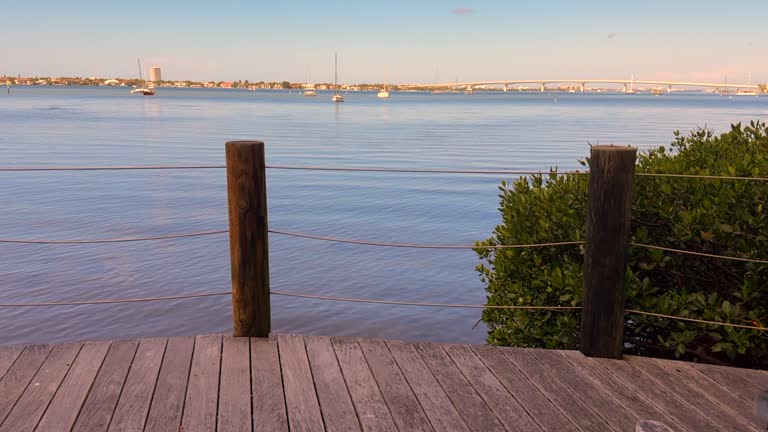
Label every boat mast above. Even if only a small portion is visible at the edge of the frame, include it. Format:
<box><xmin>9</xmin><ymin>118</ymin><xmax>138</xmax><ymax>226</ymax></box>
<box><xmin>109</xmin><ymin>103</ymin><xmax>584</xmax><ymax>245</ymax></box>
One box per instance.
<box><xmin>334</xmin><ymin>52</ymin><xmax>338</xmax><ymax>92</ymax></box>
<box><xmin>137</xmin><ymin>58</ymin><xmax>144</xmax><ymax>83</ymax></box>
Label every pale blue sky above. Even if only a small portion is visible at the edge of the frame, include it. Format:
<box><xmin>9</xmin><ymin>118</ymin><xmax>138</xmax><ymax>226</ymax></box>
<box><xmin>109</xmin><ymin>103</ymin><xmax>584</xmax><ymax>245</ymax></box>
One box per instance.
<box><xmin>2</xmin><ymin>0</ymin><xmax>767</xmax><ymax>84</ymax></box>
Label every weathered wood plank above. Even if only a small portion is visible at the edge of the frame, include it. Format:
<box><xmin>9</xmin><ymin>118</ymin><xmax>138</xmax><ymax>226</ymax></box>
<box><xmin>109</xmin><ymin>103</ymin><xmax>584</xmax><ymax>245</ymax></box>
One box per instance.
<box><xmin>624</xmin><ymin>356</ymin><xmax>759</xmax><ymax>432</ymax></box>
<box><xmin>36</xmin><ymin>341</ymin><xmax>111</xmax><ymax>432</ymax></box>
<box><xmin>689</xmin><ymin>362</ymin><xmax>763</xmax><ymax>403</ymax></box>
<box><xmin>631</xmin><ymin>356</ymin><xmax>762</xmax><ymax>427</ymax></box>
<box><xmin>415</xmin><ymin>343</ymin><xmax>505</xmax><ymax>432</ymax></box>
<box><xmin>0</xmin><ymin>342</ymin><xmax>81</xmax><ymax>432</ymax></box>
<box><xmin>144</xmin><ymin>336</ymin><xmax>195</xmax><ymax>432</ymax></box>
<box><xmin>358</xmin><ymin>338</ymin><xmax>433</xmax><ymax>432</ymax></box>
<box><xmin>181</xmin><ymin>334</ymin><xmax>222</xmax><ymax>432</ymax></box>
<box><xmin>72</xmin><ymin>340</ymin><xmax>139</xmax><ymax>432</ymax></box>
<box><xmin>387</xmin><ymin>340</ymin><xmax>469</xmax><ymax>432</ymax></box>
<box><xmin>108</xmin><ymin>338</ymin><xmax>166</xmax><ymax>432</ymax></box>
<box><xmin>442</xmin><ymin>344</ymin><xmax>542</xmax><ymax>432</ymax></box>
<box><xmin>0</xmin><ymin>346</ymin><xmax>23</xmax><ymax>382</ymax></box>
<box><xmin>558</xmin><ymin>350</ymin><xmax>685</xmax><ymax>432</ymax></box>
<box><xmin>332</xmin><ymin>336</ymin><xmax>397</xmax><ymax>432</ymax></box>
<box><xmin>500</xmin><ymin>347</ymin><xmax>618</xmax><ymax>432</ymax></box>
<box><xmin>278</xmin><ymin>333</ymin><xmax>324</xmax><ymax>432</ymax></box>
<box><xmin>304</xmin><ymin>335</ymin><xmax>361</xmax><ymax>432</ymax></box>
<box><xmin>574</xmin><ymin>352</ymin><xmax>722</xmax><ymax>432</ymax></box>
<box><xmin>218</xmin><ymin>336</ymin><xmax>252</xmax><ymax>432</ymax></box>
<box><xmin>0</xmin><ymin>344</ymin><xmax>51</xmax><ymax>426</ymax></box>
<box><xmin>252</xmin><ymin>337</ymin><xmax>289</xmax><ymax>432</ymax></box>
<box><xmin>527</xmin><ymin>348</ymin><xmax>637</xmax><ymax>432</ymax></box>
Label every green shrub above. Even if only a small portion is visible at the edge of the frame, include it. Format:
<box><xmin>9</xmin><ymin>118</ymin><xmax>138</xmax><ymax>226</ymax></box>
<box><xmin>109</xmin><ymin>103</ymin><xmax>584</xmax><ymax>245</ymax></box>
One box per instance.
<box><xmin>476</xmin><ymin>121</ymin><xmax>768</xmax><ymax>368</ymax></box>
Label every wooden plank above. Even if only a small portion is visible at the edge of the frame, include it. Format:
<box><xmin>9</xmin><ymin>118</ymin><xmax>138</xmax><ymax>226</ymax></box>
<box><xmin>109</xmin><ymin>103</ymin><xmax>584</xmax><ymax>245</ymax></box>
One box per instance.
<box><xmin>72</xmin><ymin>340</ymin><xmax>139</xmax><ymax>432</ymax></box>
<box><xmin>526</xmin><ymin>348</ymin><xmax>636</xmax><ymax>432</ymax></box>
<box><xmin>631</xmin><ymin>356</ymin><xmax>762</xmax><ymax>427</ymax></box>
<box><xmin>218</xmin><ymin>336</ymin><xmax>252</xmax><ymax>432</ymax></box>
<box><xmin>0</xmin><ymin>346</ymin><xmax>23</xmax><ymax>381</ymax></box>
<box><xmin>278</xmin><ymin>333</ymin><xmax>324</xmax><ymax>432</ymax></box>
<box><xmin>690</xmin><ymin>362</ymin><xmax>763</xmax><ymax>403</ymax></box>
<box><xmin>144</xmin><ymin>336</ymin><xmax>195</xmax><ymax>432</ymax></box>
<box><xmin>108</xmin><ymin>338</ymin><xmax>166</xmax><ymax>432</ymax></box>
<box><xmin>251</xmin><ymin>337</ymin><xmax>288</xmax><ymax>432</ymax></box>
<box><xmin>570</xmin><ymin>351</ymin><xmax>722</xmax><ymax>432</ymax></box>
<box><xmin>558</xmin><ymin>350</ymin><xmax>685</xmax><ymax>432</ymax></box>
<box><xmin>181</xmin><ymin>334</ymin><xmax>222</xmax><ymax>432</ymax></box>
<box><xmin>332</xmin><ymin>336</ymin><xmax>397</xmax><ymax>432</ymax></box>
<box><xmin>304</xmin><ymin>335</ymin><xmax>361</xmax><ymax>432</ymax></box>
<box><xmin>624</xmin><ymin>356</ymin><xmax>759</xmax><ymax>432</ymax></box>
<box><xmin>499</xmin><ymin>347</ymin><xmax>619</xmax><ymax>432</ymax></box>
<box><xmin>442</xmin><ymin>344</ymin><xmax>542</xmax><ymax>432</ymax></box>
<box><xmin>415</xmin><ymin>343</ymin><xmax>505</xmax><ymax>432</ymax></box>
<box><xmin>0</xmin><ymin>344</ymin><xmax>51</xmax><ymax>426</ymax></box>
<box><xmin>387</xmin><ymin>340</ymin><xmax>469</xmax><ymax>432</ymax></box>
<box><xmin>0</xmin><ymin>342</ymin><xmax>81</xmax><ymax>432</ymax></box>
<box><xmin>36</xmin><ymin>341</ymin><xmax>111</xmax><ymax>432</ymax></box>
<box><xmin>731</xmin><ymin>368</ymin><xmax>768</xmax><ymax>390</ymax></box>
<box><xmin>358</xmin><ymin>338</ymin><xmax>433</xmax><ymax>432</ymax></box>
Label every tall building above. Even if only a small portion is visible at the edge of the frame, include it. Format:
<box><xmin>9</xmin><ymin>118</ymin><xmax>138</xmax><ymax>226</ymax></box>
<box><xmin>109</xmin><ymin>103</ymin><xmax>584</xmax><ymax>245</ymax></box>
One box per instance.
<box><xmin>149</xmin><ymin>66</ymin><xmax>161</xmax><ymax>82</ymax></box>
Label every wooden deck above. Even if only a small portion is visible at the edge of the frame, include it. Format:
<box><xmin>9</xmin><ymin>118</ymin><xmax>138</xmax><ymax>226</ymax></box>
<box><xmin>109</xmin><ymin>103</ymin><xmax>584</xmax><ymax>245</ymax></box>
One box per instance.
<box><xmin>0</xmin><ymin>334</ymin><xmax>764</xmax><ymax>432</ymax></box>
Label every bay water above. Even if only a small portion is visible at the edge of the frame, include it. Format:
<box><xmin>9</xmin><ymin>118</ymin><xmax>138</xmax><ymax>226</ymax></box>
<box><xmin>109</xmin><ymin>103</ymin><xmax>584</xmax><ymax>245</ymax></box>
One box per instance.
<box><xmin>1</xmin><ymin>86</ymin><xmax>766</xmax><ymax>346</ymax></box>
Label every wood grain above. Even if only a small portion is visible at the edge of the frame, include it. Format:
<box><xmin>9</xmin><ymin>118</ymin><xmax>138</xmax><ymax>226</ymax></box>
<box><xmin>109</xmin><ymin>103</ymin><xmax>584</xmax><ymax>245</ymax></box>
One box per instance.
<box><xmin>181</xmin><ymin>334</ymin><xmax>222</xmax><ymax>432</ymax></box>
<box><xmin>304</xmin><ymin>335</ymin><xmax>361</xmax><ymax>432</ymax></box>
<box><xmin>108</xmin><ymin>338</ymin><xmax>166</xmax><ymax>432</ymax></box>
<box><xmin>0</xmin><ymin>344</ymin><xmax>51</xmax><ymax>426</ymax></box>
<box><xmin>278</xmin><ymin>333</ymin><xmax>324</xmax><ymax>432</ymax></box>
<box><xmin>251</xmin><ymin>337</ymin><xmax>288</xmax><ymax>432</ymax></box>
<box><xmin>0</xmin><ymin>343</ymin><xmax>81</xmax><ymax>432</ymax></box>
<box><xmin>36</xmin><ymin>341</ymin><xmax>111</xmax><ymax>432</ymax></box>
<box><xmin>415</xmin><ymin>343</ymin><xmax>505</xmax><ymax>432</ymax></box>
<box><xmin>144</xmin><ymin>336</ymin><xmax>195</xmax><ymax>432</ymax></box>
<box><xmin>332</xmin><ymin>336</ymin><xmax>397</xmax><ymax>432</ymax></box>
<box><xmin>218</xmin><ymin>335</ymin><xmax>252</xmax><ymax>432</ymax></box>
<box><xmin>72</xmin><ymin>340</ymin><xmax>139</xmax><ymax>432</ymax></box>
<box><xmin>0</xmin><ymin>346</ymin><xmax>23</xmax><ymax>382</ymax></box>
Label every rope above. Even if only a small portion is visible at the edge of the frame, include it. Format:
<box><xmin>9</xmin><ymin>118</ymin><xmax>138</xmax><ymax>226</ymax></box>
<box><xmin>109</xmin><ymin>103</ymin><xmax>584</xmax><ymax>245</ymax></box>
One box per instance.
<box><xmin>626</xmin><ymin>309</ymin><xmax>766</xmax><ymax>331</ymax></box>
<box><xmin>0</xmin><ymin>230</ymin><xmax>228</xmax><ymax>244</ymax></box>
<box><xmin>0</xmin><ymin>291</ymin><xmax>230</xmax><ymax>307</ymax></box>
<box><xmin>630</xmin><ymin>243</ymin><xmax>768</xmax><ymax>264</ymax></box>
<box><xmin>268</xmin><ymin>229</ymin><xmax>584</xmax><ymax>249</ymax></box>
<box><xmin>270</xmin><ymin>291</ymin><xmax>581</xmax><ymax>310</ymax></box>
<box><xmin>636</xmin><ymin>172</ymin><xmax>768</xmax><ymax>182</ymax></box>
<box><xmin>0</xmin><ymin>165</ymin><xmax>226</xmax><ymax>172</ymax></box>
<box><xmin>266</xmin><ymin>165</ymin><xmax>582</xmax><ymax>176</ymax></box>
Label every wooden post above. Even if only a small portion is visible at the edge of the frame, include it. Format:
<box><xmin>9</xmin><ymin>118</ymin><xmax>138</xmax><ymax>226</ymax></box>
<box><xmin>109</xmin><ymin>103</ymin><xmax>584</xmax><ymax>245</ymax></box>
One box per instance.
<box><xmin>226</xmin><ymin>140</ymin><xmax>270</xmax><ymax>337</ymax></box>
<box><xmin>580</xmin><ymin>145</ymin><xmax>636</xmax><ymax>358</ymax></box>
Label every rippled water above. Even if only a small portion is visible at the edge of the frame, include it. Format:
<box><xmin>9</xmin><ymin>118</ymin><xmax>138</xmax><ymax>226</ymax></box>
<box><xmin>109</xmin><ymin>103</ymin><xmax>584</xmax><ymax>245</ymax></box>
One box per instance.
<box><xmin>1</xmin><ymin>86</ymin><xmax>766</xmax><ymax>346</ymax></box>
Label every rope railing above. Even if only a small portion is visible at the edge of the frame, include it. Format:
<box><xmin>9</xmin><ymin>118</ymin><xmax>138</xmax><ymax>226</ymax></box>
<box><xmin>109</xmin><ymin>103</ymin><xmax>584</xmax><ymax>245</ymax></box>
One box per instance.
<box><xmin>0</xmin><ymin>229</ymin><xmax>228</xmax><ymax>244</ymax></box>
<box><xmin>0</xmin><ymin>289</ymin><xmax>763</xmax><ymax>332</ymax></box>
<box><xmin>1</xmin><ymin>163</ymin><xmax>767</xmax><ymax>181</ymax></box>
<box><xmin>630</xmin><ymin>243</ymin><xmax>768</xmax><ymax>264</ymax></box>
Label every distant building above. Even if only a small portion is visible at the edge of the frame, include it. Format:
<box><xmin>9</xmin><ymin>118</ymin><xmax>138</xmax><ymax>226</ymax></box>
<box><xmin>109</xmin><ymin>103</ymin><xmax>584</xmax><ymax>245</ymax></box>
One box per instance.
<box><xmin>149</xmin><ymin>66</ymin><xmax>161</xmax><ymax>82</ymax></box>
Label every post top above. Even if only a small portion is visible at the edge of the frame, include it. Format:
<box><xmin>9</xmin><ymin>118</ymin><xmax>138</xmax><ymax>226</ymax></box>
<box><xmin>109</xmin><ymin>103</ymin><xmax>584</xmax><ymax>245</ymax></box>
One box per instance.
<box><xmin>225</xmin><ymin>140</ymin><xmax>265</xmax><ymax>147</ymax></box>
<box><xmin>590</xmin><ymin>145</ymin><xmax>636</xmax><ymax>152</ymax></box>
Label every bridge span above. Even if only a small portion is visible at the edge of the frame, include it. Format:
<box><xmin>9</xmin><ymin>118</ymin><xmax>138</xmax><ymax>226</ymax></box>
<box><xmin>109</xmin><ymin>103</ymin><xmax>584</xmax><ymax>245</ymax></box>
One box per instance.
<box><xmin>407</xmin><ymin>79</ymin><xmax>763</xmax><ymax>93</ymax></box>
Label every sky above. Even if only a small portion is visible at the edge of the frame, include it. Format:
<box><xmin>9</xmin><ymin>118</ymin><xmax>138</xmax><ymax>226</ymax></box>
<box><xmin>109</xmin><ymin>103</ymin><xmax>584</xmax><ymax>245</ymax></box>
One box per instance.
<box><xmin>2</xmin><ymin>0</ymin><xmax>767</xmax><ymax>84</ymax></box>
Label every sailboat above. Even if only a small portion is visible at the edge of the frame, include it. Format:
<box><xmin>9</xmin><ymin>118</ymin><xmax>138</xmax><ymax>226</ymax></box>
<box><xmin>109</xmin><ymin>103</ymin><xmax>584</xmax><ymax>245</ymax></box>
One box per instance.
<box><xmin>303</xmin><ymin>65</ymin><xmax>317</xmax><ymax>96</ymax></box>
<box><xmin>625</xmin><ymin>73</ymin><xmax>636</xmax><ymax>94</ymax></box>
<box><xmin>332</xmin><ymin>52</ymin><xmax>344</xmax><ymax>102</ymax></box>
<box><xmin>130</xmin><ymin>58</ymin><xmax>155</xmax><ymax>96</ymax></box>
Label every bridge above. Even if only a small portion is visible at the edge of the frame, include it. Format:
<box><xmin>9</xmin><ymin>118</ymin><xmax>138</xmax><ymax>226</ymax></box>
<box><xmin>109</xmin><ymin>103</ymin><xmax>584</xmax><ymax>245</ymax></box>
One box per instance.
<box><xmin>406</xmin><ymin>79</ymin><xmax>763</xmax><ymax>93</ymax></box>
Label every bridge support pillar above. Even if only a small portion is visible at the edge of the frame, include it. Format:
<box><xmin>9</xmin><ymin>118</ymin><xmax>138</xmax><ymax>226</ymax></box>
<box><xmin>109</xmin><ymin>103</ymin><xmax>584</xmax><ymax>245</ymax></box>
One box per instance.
<box><xmin>540</xmin><ymin>83</ymin><xmax>545</xmax><ymax>92</ymax></box>
<box><xmin>667</xmin><ymin>84</ymin><xmax>672</xmax><ymax>93</ymax></box>
<box><xmin>503</xmin><ymin>84</ymin><xmax>508</xmax><ymax>92</ymax></box>
<box><xmin>580</xmin><ymin>83</ymin><xmax>585</xmax><ymax>93</ymax></box>
<box><xmin>623</xmin><ymin>83</ymin><xmax>627</xmax><ymax>93</ymax></box>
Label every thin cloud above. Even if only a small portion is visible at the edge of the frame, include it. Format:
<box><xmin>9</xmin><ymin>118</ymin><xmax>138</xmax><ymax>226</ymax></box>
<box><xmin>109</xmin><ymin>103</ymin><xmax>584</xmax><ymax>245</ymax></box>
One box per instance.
<box><xmin>452</xmin><ymin>7</ymin><xmax>473</xmax><ymax>15</ymax></box>
<box><xmin>607</xmin><ymin>33</ymin><xmax>617</xmax><ymax>39</ymax></box>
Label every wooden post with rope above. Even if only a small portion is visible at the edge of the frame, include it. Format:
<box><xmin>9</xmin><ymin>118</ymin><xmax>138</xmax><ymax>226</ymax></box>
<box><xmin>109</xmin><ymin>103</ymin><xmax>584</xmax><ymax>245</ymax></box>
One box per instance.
<box><xmin>581</xmin><ymin>145</ymin><xmax>637</xmax><ymax>358</ymax></box>
<box><xmin>226</xmin><ymin>140</ymin><xmax>271</xmax><ymax>337</ymax></box>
